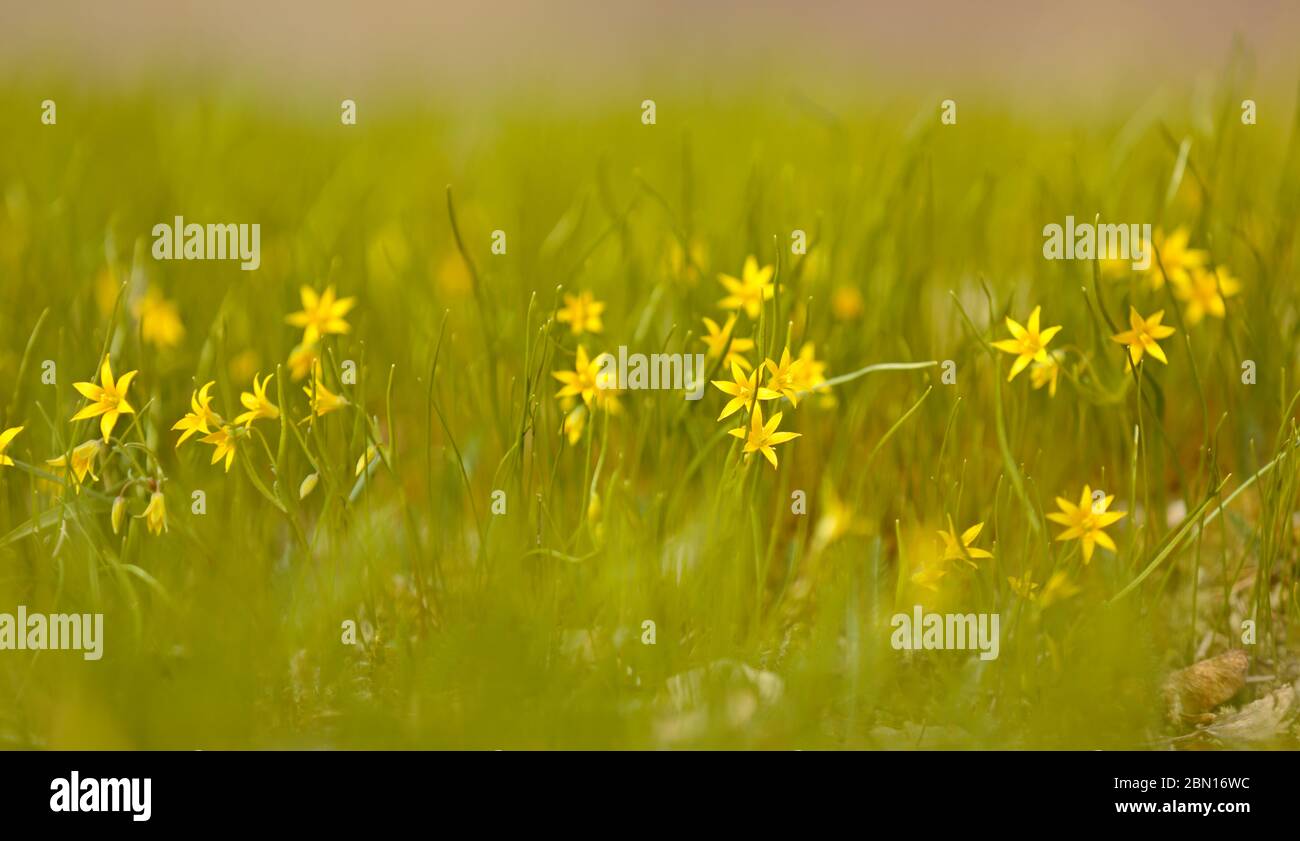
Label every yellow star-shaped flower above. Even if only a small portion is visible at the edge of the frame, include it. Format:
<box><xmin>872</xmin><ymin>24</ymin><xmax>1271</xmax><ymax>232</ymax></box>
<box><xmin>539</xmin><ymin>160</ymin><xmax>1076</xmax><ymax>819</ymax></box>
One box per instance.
<box><xmin>287</xmin><ymin>341</ymin><xmax>319</xmax><ymax>381</ymax></box>
<box><xmin>200</xmin><ymin>426</ymin><xmax>238</xmax><ymax>472</ymax></box>
<box><xmin>553</xmin><ymin>345</ymin><xmax>604</xmax><ymax>408</ymax></box>
<box><xmin>912</xmin><ymin>566</ymin><xmax>949</xmax><ymax>592</ymax></box>
<box><xmin>133</xmin><ymin>287</ymin><xmax>185</xmax><ymax>350</ymax></box>
<box><xmin>1039</xmin><ymin>570</ymin><xmax>1081</xmax><ymax>608</ymax></box>
<box><xmin>727</xmin><ymin>403</ymin><xmax>800</xmax><ymax>468</ymax></box>
<box><xmin>138</xmin><ymin>490</ymin><xmax>168</xmax><ymax>535</ymax></box>
<box><xmin>717</xmin><ymin>256</ymin><xmax>774</xmax><ymax>319</ymax></box>
<box><xmin>991</xmin><ymin>306</ymin><xmax>1061</xmax><ymax>382</ymax></box>
<box><xmin>234</xmin><ymin>372</ymin><xmax>280</xmax><ymax>426</ymax></box>
<box><xmin>699</xmin><ymin>315</ymin><xmax>755</xmax><ymax>372</ymax></box>
<box><xmin>790</xmin><ymin>342</ymin><xmax>829</xmax><ymax>396</ymax></box>
<box><xmin>285</xmin><ymin>285</ymin><xmax>356</xmax><ymax>344</ymax></box>
<box><xmin>1029</xmin><ymin>350</ymin><xmax>1063</xmax><ymax>396</ymax></box>
<box><xmin>556</xmin><ymin>291</ymin><xmax>605</xmax><ymax>336</ymax></box>
<box><xmin>938</xmin><ymin>521</ymin><xmax>993</xmax><ymax>568</ymax></box>
<box><xmin>764</xmin><ymin>347</ymin><xmax>809</xmax><ymax>406</ymax></box>
<box><xmin>1146</xmin><ymin>227</ymin><xmax>1206</xmax><ymax>290</ymax></box>
<box><xmin>1176</xmin><ymin>265</ymin><xmax>1240</xmax><ymax>325</ymax></box>
<box><xmin>71</xmin><ymin>357</ymin><xmax>138</xmax><ymax>442</ymax></box>
<box><xmin>712</xmin><ymin>360</ymin><xmax>779</xmax><ymax>421</ymax></box>
<box><xmin>1046</xmin><ymin>485</ymin><xmax>1126</xmax><ymax>564</ymax></box>
<box><xmin>45</xmin><ymin>440</ymin><xmax>103</xmax><ymax>493</ymax></box>
<box><xmin>303</xmin><ymin>372</ymin><xmax>348</xmax><ymax>419</ymax></box>
<box><xmin>172</xmin><ymin>381</ymin><xmax>222</xmax><ymax>447</ymax></box>
<box><xmin>1111</xmin><ymin>307</ymin><xmax>1175</xmax><ymax>367</ymax></box>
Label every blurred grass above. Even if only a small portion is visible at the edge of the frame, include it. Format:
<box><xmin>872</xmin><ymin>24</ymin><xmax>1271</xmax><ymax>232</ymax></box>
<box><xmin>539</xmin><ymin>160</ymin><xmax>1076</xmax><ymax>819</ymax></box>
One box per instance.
<box><xmin>0</xmin><ymin>72</ymin><xmax>1298</xmax><ymax>748</ymax></box>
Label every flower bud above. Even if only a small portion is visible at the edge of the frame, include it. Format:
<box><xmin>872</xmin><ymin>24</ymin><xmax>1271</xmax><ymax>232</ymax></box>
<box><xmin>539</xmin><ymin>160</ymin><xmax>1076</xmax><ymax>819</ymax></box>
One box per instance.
<box><xmin>111</xmin><ymin>495</ymin><xmax>127</xmax><ymax>534</ymax></box>
<box><xmin>137</xmin><ymin>491</ymin><xmax>167</xmax><ymax>536</ymax></box>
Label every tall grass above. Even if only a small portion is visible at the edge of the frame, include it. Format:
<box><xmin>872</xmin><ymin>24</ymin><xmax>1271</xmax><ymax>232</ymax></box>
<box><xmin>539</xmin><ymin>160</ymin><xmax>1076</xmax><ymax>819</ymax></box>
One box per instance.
<box><xmin>0</xmin><ymin>75</ymin><xmax>1297</xmax><ymax>748</ymax></box>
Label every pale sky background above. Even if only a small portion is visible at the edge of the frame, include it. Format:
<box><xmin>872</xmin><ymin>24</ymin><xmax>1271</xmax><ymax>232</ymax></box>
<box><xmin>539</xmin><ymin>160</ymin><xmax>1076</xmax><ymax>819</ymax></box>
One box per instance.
<box><xmin>1</xmin><ymin>1</ymin><xmax>1298</xmax><ymax>105</ymax></box>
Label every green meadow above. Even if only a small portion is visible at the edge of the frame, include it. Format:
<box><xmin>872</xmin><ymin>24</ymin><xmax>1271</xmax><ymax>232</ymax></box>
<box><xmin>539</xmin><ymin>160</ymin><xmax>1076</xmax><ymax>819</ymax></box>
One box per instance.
<box><xmin>0</xmin><ymin>74</ymin><xmax>1298</xmax><ymax>749</ymax></box>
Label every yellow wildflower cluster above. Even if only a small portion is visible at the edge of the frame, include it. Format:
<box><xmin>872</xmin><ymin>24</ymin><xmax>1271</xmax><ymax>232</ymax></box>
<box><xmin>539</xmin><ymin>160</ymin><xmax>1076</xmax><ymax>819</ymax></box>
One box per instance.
<box><xmin>911</xmin><ymin>520</ymin><xmax>994</xmax><ymax>591</ymax></box>
<box><xmin>552</xmin><ymin>342</ymin><xmax>622</xmax><ymax>446</ymax></box>
<box><xmin>0</xmin><ymin>354</ymin><xmax>172</xmax><ymax>536</ymax></box>
<box><xmin>550</xmin><ymin>288</ymin><xmax>622</xmax><ymax>445</ymax></box>
<box><xmin>981</xmin><ymin>226</ymin><xmax>1239</xmax><ymax>570</ymax></box>
<box><xmin>0</xmin><ymin>284</ymin><xmax>364</xmax><ymax>543</ymax></box>
<box><xmin>991</xmin><ymin>302</ymin><xmax>1135</xmax><ymax>565</ymax></box>
<box><xmin>707</xmin><ymin>256</ymin><xmax>829</xmax><ymax>469</ymax></box>
<box><xmin>546</xmin><ymin>259</ymin><xmax>829</xmax><ymax>469</ymax></box>
<box><xmin>1145</xmin><ymin>227</ymin><xmax>1241</xmax><ymax>324</ymax></box>
<box><xmin>170</xmin><ymin>285</ymin><xmax>355</xmax><ymax>472</ymax></box>
<box><xmin>996</xmin><ymin>227</ymin><xmax>1241</xmax><ymax>398</ymax></box>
